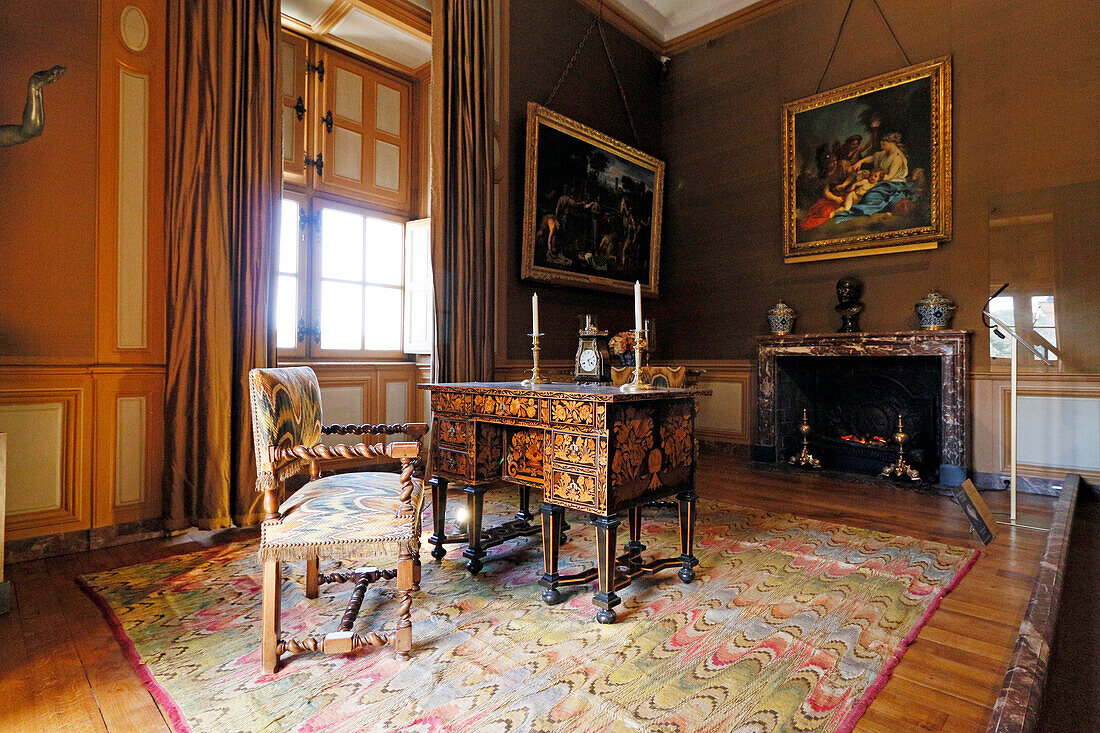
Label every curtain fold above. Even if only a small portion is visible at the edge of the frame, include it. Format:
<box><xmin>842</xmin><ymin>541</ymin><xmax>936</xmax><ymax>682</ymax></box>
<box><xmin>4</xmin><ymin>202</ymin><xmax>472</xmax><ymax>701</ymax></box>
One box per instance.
<box><xmin>431</xmin><ymin>0</ymin><xmax>496</xmax><ymax>383</ymax></box>
<box><xmin>164</xmin><ymin>0</ymin><xmax>280</xmax><ymax>530</ymax></box>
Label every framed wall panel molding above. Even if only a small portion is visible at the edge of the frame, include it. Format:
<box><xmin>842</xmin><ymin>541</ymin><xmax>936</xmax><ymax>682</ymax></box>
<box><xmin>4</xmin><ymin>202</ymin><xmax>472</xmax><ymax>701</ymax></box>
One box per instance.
<box><xmin>0</xmin><ymin>371</ymin><xmax>94</xmax><ymax>541</ymax></box>
<box><xmin>96</xmin><ymin>0</ymin><xmax>167</xmax><ymax>365</ymax></box>
<box><xmin>998</xmin><ymin>385</ymin><xmax>1100</xmax><ymax>482</ymax></box>
<box><xmin>91</xmin><ymin>367</ymin><xmax>165</xmax><ymax>527</ymax></box>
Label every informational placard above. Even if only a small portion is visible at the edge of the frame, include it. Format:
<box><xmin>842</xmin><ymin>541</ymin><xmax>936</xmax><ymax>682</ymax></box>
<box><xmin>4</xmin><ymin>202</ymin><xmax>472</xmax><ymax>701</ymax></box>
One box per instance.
<box><xmin>951</xmin><ymin>478</ymin><xmax>998</xmax><ymax>545</ymax></box>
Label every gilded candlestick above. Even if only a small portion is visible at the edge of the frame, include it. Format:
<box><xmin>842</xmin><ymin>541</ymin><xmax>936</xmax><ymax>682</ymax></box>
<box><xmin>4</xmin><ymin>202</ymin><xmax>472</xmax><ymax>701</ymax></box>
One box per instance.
<box><xmin>522</xmin><ymin>332</ymin><xmax>552</xmax><ymax>385</ymax></box>
<box><xmin>619</xmin><ymin>329</ymin><xmax>653</xmax><ymax>392</ymax></box>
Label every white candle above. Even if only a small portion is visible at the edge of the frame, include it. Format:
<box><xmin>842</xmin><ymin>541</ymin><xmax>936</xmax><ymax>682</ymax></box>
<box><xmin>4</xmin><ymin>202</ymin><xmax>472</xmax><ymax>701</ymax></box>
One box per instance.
<box><xmin>532</xmin><ymin>292</ymin><xmax>539</xmax><ymax>335</ymax></box>
<box><xmin>634</xmin><ymin>281</ymin><xmax>642</xmax><ymax>333</ymax></box>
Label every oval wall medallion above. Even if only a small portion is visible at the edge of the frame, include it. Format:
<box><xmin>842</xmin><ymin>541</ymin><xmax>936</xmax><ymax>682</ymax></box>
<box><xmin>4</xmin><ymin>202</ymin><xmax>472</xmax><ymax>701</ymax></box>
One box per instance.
<box><xmin>120</xmin><ymin>5</ymin><xmax>149</xmax><ymax>52</ymax></box>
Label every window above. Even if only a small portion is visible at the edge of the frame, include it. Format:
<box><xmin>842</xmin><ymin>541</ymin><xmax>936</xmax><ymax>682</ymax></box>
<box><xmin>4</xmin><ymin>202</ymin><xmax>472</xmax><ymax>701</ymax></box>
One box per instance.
<box><xmin>277</xmin><ymin>197</ymin><xmax>427</xmax><ymax>358</ymax></box>
<box><xmin>988</xmin><ymin>295</ymin><xmax>1015</xmax><ymax>361</ymax></box>
<box><xmin>277</xmin><ymin>31</ymin><xmax>431</xmax><ymax>361</ymax></box>
<box><xmin>1030</xmin><ymin>295</ymin><xmax>1058</xmax><ymax>362</ymax></box>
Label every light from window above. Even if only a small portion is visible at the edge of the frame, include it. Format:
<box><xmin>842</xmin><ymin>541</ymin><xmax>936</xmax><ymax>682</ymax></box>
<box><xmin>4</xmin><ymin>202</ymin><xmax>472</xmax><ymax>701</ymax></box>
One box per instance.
<box><xmin>318</xmin><ymin>206</ymin><xmax>404</xmax><ymax>352</ymax></box>
<box><xmin>1030</xmin><ymin>295</ymin><xmax>1058</xmax><ymax>362</ymax></box>
<box><xmin>276</xmin><ymin>199</ymin><xmax>300</xmax><ymax>349</ymax></box>
<box><xmin>989</xmin><ymin>295</ymin><xmax>1014</xmax><ymax>360</ymax></box>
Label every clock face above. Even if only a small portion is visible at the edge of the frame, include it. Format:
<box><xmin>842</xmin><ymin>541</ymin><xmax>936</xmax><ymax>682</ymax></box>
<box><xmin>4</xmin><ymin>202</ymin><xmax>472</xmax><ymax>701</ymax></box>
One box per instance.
<box><xmin>579</xmin><ymin>348</ymin><xmax>598</xmax><ymax>372</ymax></box>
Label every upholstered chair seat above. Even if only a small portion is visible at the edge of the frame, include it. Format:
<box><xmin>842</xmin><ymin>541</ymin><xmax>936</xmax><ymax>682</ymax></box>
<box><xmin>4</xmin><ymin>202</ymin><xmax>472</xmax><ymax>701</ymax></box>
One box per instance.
<box><xmin>247</xmin><ymin>365</ymin><xmax>428</xmax><ymax>674</ymax></box>
<box><xmin>260</xmin><ymin>472</ymin><xmax>423</xmax><ymax>564</ymax></box>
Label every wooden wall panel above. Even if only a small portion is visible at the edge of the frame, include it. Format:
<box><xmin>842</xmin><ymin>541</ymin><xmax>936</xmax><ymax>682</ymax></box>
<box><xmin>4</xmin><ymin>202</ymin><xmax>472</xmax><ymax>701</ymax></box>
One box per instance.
<box><xmin>0</xmin><ymin>370</ymin><xmax>94</xmax><ymax>540</ymax></box>
<box><xmin>92</xmin><ymin>368</ymin><xmax>165</xmax><ymax>527</ymax></box>
<box><xmin>96</xmin><ymin>0</ymin><xmax>166</xmax><ymax>365</ymax></box>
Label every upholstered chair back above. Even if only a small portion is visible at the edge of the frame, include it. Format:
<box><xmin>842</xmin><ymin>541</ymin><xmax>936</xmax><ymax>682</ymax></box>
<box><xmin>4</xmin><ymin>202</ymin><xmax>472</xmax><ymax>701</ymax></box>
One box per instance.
<box><xmin>248</xmin><ymin>366</ymin><xmax>324</xmax><ymax>492</ymax></box>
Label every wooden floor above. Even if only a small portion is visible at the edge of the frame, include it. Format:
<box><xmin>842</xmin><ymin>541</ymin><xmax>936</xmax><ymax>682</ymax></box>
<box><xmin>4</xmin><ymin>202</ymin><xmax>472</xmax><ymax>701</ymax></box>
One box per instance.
<box><xmin>0</xmin><ymin>453</ymin><xmax>1057</xmax><ymax>733</ymax></box>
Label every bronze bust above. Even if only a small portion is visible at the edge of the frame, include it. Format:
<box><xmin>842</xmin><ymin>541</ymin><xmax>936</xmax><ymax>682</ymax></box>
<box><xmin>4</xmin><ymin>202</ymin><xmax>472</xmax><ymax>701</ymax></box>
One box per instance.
<box><xmin>835</xmin><ymin>276</ymin><xmax>864</xmax><ymax>333</ymax></box>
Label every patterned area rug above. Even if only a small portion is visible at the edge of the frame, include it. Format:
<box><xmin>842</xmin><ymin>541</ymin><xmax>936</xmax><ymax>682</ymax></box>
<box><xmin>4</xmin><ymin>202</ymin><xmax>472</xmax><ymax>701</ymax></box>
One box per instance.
<box><xmin>78</xmin><ymin>497</ymin><xmax>977</xmax><ymax>733</ymax></box>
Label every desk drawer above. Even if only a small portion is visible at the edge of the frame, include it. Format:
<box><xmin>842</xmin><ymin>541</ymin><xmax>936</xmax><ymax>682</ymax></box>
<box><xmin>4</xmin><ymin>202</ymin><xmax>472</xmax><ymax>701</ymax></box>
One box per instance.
<box><xmin>473</xmin><ymin>393</ymin><xmax>538</xmax><ymax>421</ymax></box>
<box><xmin>548</xmin><ymin>467</ymin><xmax>599</xmax><ymax>511</ymax></box>
<box><xmin>432</xmin><ymin>445</ymin><xmax>472</xmax><ymax>480</ymax></box>
<box><xmin>435</xmin><ymin>418</ymin><xmax>471</xmax><ymax>449</ymax></box>
<box><xmin>551</xmin><ymin>431</ymin><xmax>597</xmax><ymax>468</ymax></box>
<box><xmin>549</xmin><ymin>398</ymin><xmax>595</xmax><ymax>428</ymax></box>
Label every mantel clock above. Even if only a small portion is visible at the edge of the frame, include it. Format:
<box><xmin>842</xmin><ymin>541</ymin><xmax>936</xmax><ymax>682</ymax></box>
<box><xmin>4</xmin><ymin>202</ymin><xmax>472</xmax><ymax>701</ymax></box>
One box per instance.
<box><xmin>574</xmin><ymin>315</ymin><xmax>611</xmax><ymax>383</ymax></box>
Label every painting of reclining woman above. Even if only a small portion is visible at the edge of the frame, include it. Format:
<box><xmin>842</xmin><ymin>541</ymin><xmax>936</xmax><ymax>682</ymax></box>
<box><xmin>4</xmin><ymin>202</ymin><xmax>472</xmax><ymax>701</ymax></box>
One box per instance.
<box><xmin>522</xmin><ymin>103</ymin><xmax>664</xmax><ymax>295</ymax></box>
<box><xmin>783</xmin><ymin>57</ymin><xmax>952</xmax><ymax>262</ymax></box>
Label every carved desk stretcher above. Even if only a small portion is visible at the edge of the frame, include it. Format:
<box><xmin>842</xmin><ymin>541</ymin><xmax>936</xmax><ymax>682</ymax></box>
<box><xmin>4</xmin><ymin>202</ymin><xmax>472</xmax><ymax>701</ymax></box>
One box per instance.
<box><xmin>418</xmin><ymin>382</ymin><xmax>709</xmax><ymax>624</ymax></box>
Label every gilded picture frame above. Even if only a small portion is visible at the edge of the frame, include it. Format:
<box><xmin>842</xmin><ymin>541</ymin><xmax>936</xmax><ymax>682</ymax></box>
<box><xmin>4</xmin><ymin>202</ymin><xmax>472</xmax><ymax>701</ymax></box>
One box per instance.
<box><xmin>783</xmin><ymin>56</ymin><xmax>952</xmax><ymax>263</ymax></box>
<box><xmin>522</xmin><ymin>102</ymin><xmax>664</xmax><ymax>296</ymax></box>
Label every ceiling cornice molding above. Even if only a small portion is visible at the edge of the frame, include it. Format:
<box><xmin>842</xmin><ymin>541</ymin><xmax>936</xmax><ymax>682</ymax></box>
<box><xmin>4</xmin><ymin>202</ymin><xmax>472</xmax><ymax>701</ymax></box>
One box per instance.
<box><xmin>662</xmin><ymin>0</ymin><xmax>806</xmax><ymax>55</ymax></box>
<box><xmin>314</xmin><ymin>0</ymin><xmax>353</xmax><ymax>36</ymax></box>
<box><xmin>571</xmin><ymin>0</ymin><xmax>810</xmax><ymax>57</ymax></box>
<box><xmin>347</xmin><ymin>0</ymin><xmax>431</xmax><ymax>42</ymax></box>
<box><xmin>569</xmin><ymin>0</ymin><xmax>664</xmax><ymax>55</ymax></box>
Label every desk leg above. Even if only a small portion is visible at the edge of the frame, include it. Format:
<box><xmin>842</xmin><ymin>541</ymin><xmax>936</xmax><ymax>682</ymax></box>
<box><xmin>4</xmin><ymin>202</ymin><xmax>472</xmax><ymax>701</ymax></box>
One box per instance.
<box><xmin>625</xmin><ymin>506</ymin><xmax>646</xmax><ymax>555</ymax></box>
<box><xmin>593</xmin><ymin>515</ymin><xmax>621</xmax><ymax>624</ymax></box>
<box><xmin>516</xmin><ymin>484</ymin><xmax>533</xmax><ymax>523</ymax></box>
<box><xmin>462</xmin><ymin>484</ymin><xmax>487</xmax><ymax>574</ymax></box>
<box><xmin>429</xmin><ymin>477</ymin><xmax>449</xmax><ymax>561</ymax></box>
<box><xmin>677</xmin><ymin>491</ymin><xmax>699</xmax><ymax>584</ymax></box>
<box><xmin>539</xmin><ymin>503</ymin><xmax>564</xmax><ymax>604</ymax></box>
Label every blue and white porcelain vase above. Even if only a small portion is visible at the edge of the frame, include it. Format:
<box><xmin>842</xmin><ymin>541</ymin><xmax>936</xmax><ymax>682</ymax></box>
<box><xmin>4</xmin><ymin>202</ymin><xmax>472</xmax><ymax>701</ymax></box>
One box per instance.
<box><xmin>766</xmin><ymin>301</ymin><xmax>797</xmax><ymax>335</ymax></box>
<box><xmin>915</xmin><ymin>292</ymin><xmax>956</xmax><ymax>330</ymax></box>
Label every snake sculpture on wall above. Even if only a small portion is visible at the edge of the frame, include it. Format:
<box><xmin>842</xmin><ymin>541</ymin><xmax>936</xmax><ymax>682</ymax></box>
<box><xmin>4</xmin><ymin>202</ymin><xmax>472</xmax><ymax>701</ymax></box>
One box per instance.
<box><xmin>0</xmin><ymin>65</ymin><xmax>65</xmax><ymax>147</ymax></box>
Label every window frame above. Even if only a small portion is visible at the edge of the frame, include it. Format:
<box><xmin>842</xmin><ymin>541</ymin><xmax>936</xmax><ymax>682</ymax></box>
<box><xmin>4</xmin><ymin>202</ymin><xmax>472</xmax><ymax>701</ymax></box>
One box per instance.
<box><xmin>307</xmin><ymin>195</ymin><xmax>408</xmax><ymax>361</ymax></box>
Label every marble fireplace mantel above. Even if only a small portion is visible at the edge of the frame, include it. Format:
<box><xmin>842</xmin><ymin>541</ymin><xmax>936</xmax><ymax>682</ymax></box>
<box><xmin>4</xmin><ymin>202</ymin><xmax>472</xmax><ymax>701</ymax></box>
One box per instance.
<box><xmin>753</xmin><ymin>331</ymin><xmax>971</xmax><ymax>486</ymax></box>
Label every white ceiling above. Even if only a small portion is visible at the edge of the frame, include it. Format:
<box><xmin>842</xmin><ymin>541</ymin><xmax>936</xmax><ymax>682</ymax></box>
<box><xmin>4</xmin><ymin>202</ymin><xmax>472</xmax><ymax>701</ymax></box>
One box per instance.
<box><xmin>282</xmin><ymin>0</ymin><xmax>431</xmax><ymax>72</ymax></box>
<box><xmin>606</xmin><ymin>0</ymin><xmax>764</xmax><ymax>42</ymax></box>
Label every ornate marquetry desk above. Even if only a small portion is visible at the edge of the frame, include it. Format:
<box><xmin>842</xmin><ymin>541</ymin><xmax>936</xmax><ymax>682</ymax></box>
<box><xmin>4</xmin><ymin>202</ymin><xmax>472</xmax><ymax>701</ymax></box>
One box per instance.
<box><xmin>418</xmin><ymin>382</ymin><xmax>709</xmax><ymax>623</ymax></box>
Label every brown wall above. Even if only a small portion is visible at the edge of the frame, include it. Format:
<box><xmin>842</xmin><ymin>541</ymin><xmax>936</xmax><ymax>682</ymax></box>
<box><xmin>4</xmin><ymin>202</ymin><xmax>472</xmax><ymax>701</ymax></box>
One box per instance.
<box><xmin>656</xmin><ymin>0</ymin><xmax>1100</xmax><ymax>368</ymax></box>
<box><xmin>0</xmin><ymin>1</ymin><xmax>99</xmax><ymax>360</ymax></box>
<box><xmin>502</xmin><ymin>0</ymin><xmax>662</xmax><ymax>365</ymax></box>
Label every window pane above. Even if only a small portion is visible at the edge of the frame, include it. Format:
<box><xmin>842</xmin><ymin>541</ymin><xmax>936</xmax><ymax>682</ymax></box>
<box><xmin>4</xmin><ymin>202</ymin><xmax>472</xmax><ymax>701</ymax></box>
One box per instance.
<box><xmin>364</xmin><ymin>217</ymin><xmax>403</xmax><ymax>285</ymax></box>
<box><xmin>364</xmin><ymin>286</ymin><xmax>402</xmax><ymax>350</ymax></box>
<box><xmin>321</xmin><ymin>208</ymin><xmax>364</xmax><ymax>280</ymax></box>
<box><xmin>320</xmin><ymin>280</ymin><xmax>364</xmax><ymax>350</ymax></box>
<box><xmin>989</xmin><ymin>295</ymin><xmax>1015</xmax><ymax>360</ymax></box>
<box><xmin>276</xmin><ymin>274</ymin><xmax>298</xmax><ymax>349</ymax></box>
<box><xmin>279</xmin><ymin>199</ymin><xmax>299</xmax><ymax>274</ymax></box>
<box><xmin>1031</xmin><ymin>295</ymin><xmax>1056</xmax><ymax>328</ymax></box>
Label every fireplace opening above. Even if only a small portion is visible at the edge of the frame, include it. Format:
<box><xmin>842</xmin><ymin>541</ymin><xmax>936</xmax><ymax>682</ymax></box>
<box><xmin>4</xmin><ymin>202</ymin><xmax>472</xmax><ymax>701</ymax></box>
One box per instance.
<box><xmin>776</xmin><ymin>355</ymin><xmax>942</xmax><ymax>482</ymax></box>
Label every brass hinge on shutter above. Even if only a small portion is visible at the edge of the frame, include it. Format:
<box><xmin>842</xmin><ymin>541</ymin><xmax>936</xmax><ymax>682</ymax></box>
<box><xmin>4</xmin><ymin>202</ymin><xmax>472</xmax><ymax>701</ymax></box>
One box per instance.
<box><xmin>306</xmin><ymin>59</ymin><xmax>325</xmax><ymax>82</ymax></box>
<box><xmin>293</xmin><ymin>97</ymin><xmax>306</xmax><ymax>121</ymax></box>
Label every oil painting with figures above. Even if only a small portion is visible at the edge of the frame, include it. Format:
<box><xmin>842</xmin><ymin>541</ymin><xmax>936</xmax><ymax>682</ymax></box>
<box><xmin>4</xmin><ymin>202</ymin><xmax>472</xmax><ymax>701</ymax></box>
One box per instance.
<box><xmin>783</xmin><ymin>57</ymin><xmax>952</xmax><ymax>262</ymax></box>
<box><xmin>522</xmin><ymin>103</ymin><xmax>664</xmax><ymax>295</ymax></box>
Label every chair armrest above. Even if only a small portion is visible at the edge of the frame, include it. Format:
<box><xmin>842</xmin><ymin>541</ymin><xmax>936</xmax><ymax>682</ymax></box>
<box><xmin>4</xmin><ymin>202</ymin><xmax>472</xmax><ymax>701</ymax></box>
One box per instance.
<box><xmin>322</xmin><ymin>422</ymin><xmax>428</xmax><ymax>442</ymax></box>
<box><xmin>272</xmin><ymin>440</ymin><xmax>421</xmax><ymax>468</ymax></box>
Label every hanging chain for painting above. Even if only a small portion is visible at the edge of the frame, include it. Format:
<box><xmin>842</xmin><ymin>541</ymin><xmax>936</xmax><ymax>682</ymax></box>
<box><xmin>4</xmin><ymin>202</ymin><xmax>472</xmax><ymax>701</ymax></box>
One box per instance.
<box><xmin>544</xmin><ymin>0</ymin><xmax>640</xmax><ymax>146</ymax></box>
<box><xmin>816</xmin><ymin>0</ymin><xmax>913</xmax><ymax>93</ymax></box>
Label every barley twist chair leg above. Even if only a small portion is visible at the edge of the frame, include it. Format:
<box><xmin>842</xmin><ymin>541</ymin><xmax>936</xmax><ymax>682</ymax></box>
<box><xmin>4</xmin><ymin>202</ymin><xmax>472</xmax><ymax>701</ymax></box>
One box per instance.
<box><xmin>412</xmin><ymin>553</ymin><xmax>422</xmax><ymax>591</ymax></box>
<box><xmin>262</xmin><ymin>560</ymin><xmax>282</xmax><ymax>674</ymax></box>
<box><xmin>305</xmin><ymin>557</ymin><xmax>320</xmax><ymax>599</ymax></box>
<box><xmin>395</xmin><ymin>549</ymin><xmax>415</xmax><ymax>659</ymax></box>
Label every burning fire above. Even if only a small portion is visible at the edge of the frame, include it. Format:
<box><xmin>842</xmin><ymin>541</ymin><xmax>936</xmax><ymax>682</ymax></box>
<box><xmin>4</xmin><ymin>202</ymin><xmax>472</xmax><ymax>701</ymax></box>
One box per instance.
<box><xmin>840</xmin><ymin>434</ymin><xmax>888</xmax><ymax>446</ymax></box>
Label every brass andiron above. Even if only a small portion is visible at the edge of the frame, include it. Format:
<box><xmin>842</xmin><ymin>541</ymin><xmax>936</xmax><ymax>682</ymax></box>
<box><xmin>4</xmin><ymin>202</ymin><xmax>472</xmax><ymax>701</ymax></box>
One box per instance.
<box><xmin>880</xmin><ymin>414</ymin><xmax>920</xmax><ymax>481</ymax></box>
<box><xmin>522</xmin><ymin>332</ymin><xmax>552</xmax><ymax>385</ymax></box>
<box><xmin>619</xmin><ymin>329</ymin><xmax>654</xmax><ymax>392</ymax></box>
<box><xmin>789</xmin><ymin>408</ymin><xmax>822</xmax><ymax>468</ymax></box>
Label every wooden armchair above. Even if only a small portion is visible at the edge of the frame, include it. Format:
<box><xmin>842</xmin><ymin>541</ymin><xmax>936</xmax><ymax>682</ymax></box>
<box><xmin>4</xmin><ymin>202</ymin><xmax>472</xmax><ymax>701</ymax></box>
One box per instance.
<box><xmin>248</xmin><ymin>366</ymin><xmax>428</xmax><ymax>674</ymax></box>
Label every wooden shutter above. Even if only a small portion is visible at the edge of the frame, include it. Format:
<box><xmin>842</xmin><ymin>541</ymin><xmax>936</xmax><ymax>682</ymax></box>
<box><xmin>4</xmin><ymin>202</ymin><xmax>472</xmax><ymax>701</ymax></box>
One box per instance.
<box><xmin>403</xmin><ymin>218</ymin><xmax>432</xmax><ymax>354</ymax></box>
<box><xmin>316</xmin><ymin>49</ymin><xmax>412</xmax><ymax>213</ymax></box>
<box><xmin>279</xmin><ymin>31</ymin><xmax>310</xmax><ymax>186</ymax></box>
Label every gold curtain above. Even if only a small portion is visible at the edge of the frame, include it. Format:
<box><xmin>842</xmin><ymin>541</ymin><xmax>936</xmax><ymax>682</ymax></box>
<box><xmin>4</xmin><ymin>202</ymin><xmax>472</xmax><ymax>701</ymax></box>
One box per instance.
<box><xmin>430</xmin><ymin>0</ymin><xmax>496</xmax><ymax>382</ymax></box>
<box><xmin>164</xmin><ymin>0</ymin><xmax>280</xmax><ymax>530</ymax></box>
